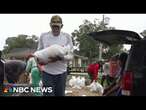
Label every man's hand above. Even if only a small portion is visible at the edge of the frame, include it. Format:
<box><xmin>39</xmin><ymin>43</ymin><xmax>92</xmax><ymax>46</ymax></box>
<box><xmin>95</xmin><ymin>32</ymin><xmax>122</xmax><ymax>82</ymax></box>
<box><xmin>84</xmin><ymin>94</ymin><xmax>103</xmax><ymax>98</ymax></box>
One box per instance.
<box><xmin>37</xmin><ymin>56</ymin><xmax>62</xmax><ymax>64</ymax></box>
<box><xmin>48</xmin><ymin>56</ymin><xmax>63</xmax><ymax>63</ymax></box>
<box><xmin>37</xmin><ymin>58</ymin><xmax>49</xmax><ymax>65</ymax></box>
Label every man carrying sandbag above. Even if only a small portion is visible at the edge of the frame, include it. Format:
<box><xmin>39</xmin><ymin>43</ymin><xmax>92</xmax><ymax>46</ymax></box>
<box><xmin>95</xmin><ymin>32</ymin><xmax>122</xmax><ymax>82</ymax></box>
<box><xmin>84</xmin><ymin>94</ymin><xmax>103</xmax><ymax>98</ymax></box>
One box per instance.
<box><xmin>37</xmin><ymin>15</ymin><xmax>74</xmax><ymax>96</ymax></box>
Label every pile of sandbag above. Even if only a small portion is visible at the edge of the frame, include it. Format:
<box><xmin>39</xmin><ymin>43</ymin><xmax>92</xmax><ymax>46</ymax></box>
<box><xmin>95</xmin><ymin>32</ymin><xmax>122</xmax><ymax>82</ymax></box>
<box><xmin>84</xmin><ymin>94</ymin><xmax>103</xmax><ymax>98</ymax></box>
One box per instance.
<box><xmin>87</xmin><ymin>80</ymin><xmax>104</xmax><ymax>96</ymax></box>
<box><xmin>69</xmin><ymin>76</ymin><xmax>85</xmax><ymax>89</ymax></box>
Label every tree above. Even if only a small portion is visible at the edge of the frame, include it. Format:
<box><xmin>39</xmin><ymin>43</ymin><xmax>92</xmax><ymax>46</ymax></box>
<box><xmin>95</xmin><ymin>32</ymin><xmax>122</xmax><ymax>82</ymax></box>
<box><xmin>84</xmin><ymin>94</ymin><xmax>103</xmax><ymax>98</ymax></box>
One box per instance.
<box><xmin>72</xmin><ymin>20</ymin><xmax>100</xmax><ymax>62</ymax></box>
<box><xmin>141</xmin><ymin>30</ymin><xmax>146</xmax><ymax>38</ymax></box>
<box><xmin>72</xmin><ymin>18</ymin><xmax>123</xmax><ymax>62</ymax></box>
<box><xmin>3</xmin><ymin>34</ymin><xmax>38</xmax><ymax>54</ymax></box>
<box><xmin>102</xmin><ymin>44</ymin><xmax>123</xmax><ymax>59</ymax></box>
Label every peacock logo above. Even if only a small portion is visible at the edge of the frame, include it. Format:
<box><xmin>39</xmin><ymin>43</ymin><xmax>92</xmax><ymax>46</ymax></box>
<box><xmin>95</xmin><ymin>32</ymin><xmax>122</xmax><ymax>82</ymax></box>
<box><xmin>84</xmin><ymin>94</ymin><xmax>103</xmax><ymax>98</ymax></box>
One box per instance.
<box><xmin>3</xmin><ymin>84</ymin><xmax>15</xmax><ymax>93</ymax></box>
<box><xmin>3</xmin><ymin>88</ymin><xmax>8</xmax><ymax>93</ymax></box>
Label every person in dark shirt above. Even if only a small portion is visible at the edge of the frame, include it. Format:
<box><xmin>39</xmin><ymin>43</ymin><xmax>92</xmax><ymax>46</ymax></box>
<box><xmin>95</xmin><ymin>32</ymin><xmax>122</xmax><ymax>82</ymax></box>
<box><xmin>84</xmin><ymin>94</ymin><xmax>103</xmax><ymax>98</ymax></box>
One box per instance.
<box><xmin>5</xmin><ymin>60</ymin><xmax>26</xmax><ymax>83</ymax></box>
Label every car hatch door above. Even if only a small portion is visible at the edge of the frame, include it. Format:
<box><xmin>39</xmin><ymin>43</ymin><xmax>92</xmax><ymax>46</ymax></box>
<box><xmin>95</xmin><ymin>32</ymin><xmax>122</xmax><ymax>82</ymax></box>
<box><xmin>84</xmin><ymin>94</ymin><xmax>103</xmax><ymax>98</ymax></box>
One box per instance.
<box><xmin>88</xmin><ymin>30</ymin><xmax>142</xmax><ymax>46</ymax></box>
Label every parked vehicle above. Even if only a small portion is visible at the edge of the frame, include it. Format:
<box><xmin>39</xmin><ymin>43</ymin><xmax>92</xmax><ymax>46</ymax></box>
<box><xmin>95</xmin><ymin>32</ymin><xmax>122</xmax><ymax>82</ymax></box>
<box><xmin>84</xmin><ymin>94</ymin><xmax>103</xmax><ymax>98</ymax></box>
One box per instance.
<box><xmin>88</xmin><ymin>30</ymin><xmax>146</xmax><ymax>96</ymax></box>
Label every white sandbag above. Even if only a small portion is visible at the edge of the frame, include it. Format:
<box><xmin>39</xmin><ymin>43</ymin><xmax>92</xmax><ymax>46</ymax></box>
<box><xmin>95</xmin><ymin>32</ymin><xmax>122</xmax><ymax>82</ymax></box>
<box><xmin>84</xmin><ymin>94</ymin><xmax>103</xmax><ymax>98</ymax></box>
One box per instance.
<box><xmin>34</xmin><ymin>44</ymin><xmax>70</xmax><ymax>62</ymax></box>
<box><xmin>80</xmin><ymin>77</ymin><xmax>85</xmax><ymax>87</ymax></box>
<box><xmin>74</xmin><ymin>76</ymin><xmax>82</xmax><ymax>89</ymax></box>
<box><xmin>88</xmin><ymin>81</ymin><xmax>97</xmax><ymax>92</ymax></box>
<box><xmin>69</xmin><ymin>76</ymin><xmax>85</xmax><ymax>89</ymax></box>
<box><xmin>69</xmin><ymin>76</ymin><xmax>77</xmax><ymax>87</ymax></box>
<box><xmin>96</xmin><ymin>81</ymin><xmax>104</xmax><ymax>96</ymax></box>
<box><xmin>88</xmin><ymin>81</ymin><xmax>104</xmax><ymax>96</ymax></box>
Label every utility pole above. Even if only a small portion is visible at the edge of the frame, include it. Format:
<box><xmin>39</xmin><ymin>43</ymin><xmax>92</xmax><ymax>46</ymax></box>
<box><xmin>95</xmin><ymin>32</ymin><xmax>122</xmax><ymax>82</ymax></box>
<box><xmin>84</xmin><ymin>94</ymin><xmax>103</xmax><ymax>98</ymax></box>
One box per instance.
<box><xmin>98</xmin><ymin>15</ymin><xmax>104</xmax><ymax>61</ymax></box>
<box><xmin>99</xmin><ymin>15</ymin><xmax>110</xmax><ymax>61</ymax></box>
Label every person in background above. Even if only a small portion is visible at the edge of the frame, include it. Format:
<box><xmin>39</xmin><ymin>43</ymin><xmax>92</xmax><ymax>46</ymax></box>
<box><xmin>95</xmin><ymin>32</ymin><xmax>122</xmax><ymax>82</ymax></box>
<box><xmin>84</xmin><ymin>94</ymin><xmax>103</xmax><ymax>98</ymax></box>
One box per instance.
<box><xmin>87</xmin><ymin>61</ymin><xmax>100</xmax><ymax>83</ymax></box>
<box><xmin>5</xmin><ymin>60</ymin><xmax>26</xmax><ymax>83</ymax></box>
<box><xmin>67</xmin><ymin>63</ymin><xmax>71</xmax><ymax>75</ymax></box>
<box><xmin>108</xmin><ymin>55</ymin><xmax>120</xmax><ymax>84</ymax></box>
<box><xmin>103</xmin><ymin>52</ymin><xmax>128</xmax><ymax>96</ymax></box>
<box><xmin>25</xmin><ymin>54</ymin><xmax>42</xmax><ymax>96</ymax></box>
<box><xmin>101</xmin><ymin>61</ymin><xmax>110</xmax><ymax>87</ymax></box>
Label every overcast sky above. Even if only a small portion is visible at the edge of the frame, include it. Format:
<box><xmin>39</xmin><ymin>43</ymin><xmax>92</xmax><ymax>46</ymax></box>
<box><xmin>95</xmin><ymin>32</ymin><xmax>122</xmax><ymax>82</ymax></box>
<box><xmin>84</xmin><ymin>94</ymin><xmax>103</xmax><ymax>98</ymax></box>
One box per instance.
<box><xmin>0</xmin><ymin>14</ymin><xmax>146</xmax><ymax>50</ymax></box>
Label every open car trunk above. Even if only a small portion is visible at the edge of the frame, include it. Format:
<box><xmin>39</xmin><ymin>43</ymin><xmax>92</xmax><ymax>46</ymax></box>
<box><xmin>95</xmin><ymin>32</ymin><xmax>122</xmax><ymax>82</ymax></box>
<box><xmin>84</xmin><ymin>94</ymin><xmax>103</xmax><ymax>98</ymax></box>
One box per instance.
<box><xmin>88</xmin><ymin>30</ymin><xmax>142</xmax><ymax>45</ymax></box>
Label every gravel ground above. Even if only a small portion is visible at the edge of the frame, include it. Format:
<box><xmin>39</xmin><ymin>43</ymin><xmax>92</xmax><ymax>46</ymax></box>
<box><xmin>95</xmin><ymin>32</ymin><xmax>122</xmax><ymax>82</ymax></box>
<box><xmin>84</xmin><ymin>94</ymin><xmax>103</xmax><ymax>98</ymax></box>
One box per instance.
<box><xmin>65</xmin><ymin>86</ymin><xmax>100</xmax><ymax>96</ymax></box>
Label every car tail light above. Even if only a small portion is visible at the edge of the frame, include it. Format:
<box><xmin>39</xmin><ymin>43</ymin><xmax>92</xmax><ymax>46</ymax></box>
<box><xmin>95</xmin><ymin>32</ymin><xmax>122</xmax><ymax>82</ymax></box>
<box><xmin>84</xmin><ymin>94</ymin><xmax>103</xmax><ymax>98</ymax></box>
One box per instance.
<box><xmin>121</xmin><ymin>71</ymin><xmax>133</xmax><ymax>96</ymax></box>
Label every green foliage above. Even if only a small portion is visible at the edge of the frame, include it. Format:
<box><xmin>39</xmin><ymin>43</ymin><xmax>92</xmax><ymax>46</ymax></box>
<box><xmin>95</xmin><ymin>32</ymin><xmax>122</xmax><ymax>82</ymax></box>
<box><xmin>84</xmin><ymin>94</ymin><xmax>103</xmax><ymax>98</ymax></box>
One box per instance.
<box><xmin>3</xmin><ymin>34</ymin><xmax>38</xmax><ymax>54</ymax></box>
<box><xmin>141</xmin><ymin>30</ymin><xmax>146</xmax><ymax>37</ymax></box>
<box><xmin>102</xmin><ymin>44</ymin><xmax>123</xmax><ymax>59</ymax></box>
<box><xmin>72</xmin><ymin>18</ymin><xmax>123</xmax><ymax>61</ymax></box>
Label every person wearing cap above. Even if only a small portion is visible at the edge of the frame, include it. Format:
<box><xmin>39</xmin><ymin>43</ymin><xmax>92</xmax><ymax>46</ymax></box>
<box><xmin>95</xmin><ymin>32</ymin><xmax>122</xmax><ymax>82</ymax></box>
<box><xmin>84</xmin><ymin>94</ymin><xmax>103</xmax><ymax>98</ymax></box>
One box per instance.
<box><xmin>37</xmin><ymin>15</ymin><xmax>74</xmax><ymax>96</ymax></box>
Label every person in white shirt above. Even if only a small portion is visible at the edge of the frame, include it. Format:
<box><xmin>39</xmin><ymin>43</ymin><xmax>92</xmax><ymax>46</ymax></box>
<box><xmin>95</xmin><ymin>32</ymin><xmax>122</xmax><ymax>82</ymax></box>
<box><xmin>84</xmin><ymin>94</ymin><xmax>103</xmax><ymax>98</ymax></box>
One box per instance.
<box><xmin>101</xmin><ymin>62</ymin><xmax>110</xmax><ymax>87</ymax></box>
<box><xmin>37</xmin><ymin>15</ymin><xmax>74</xmax><ymax>96</ymax></box>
